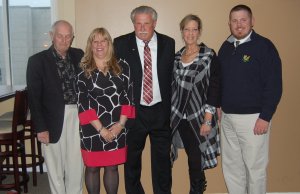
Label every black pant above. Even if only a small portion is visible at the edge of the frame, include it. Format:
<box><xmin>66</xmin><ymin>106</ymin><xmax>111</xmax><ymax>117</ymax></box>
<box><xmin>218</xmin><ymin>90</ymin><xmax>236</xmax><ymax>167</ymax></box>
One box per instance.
<box><xmin>177</xmin><ymin>119</ymin><xmax>206</xmax><ymax>194</ymax></box>
<box><xmin>125</xmin><ymin>103</ymin><xmax>172</xmax><ymax>194</ymax></box>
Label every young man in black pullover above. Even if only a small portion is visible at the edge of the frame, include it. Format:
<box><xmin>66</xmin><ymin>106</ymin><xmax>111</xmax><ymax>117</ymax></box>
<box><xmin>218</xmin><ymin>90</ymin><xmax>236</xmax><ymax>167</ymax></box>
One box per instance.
<box><xmin>218</xmin><ymin>4</ymin><xmax>282</xmax><ymax>194</ymax></box>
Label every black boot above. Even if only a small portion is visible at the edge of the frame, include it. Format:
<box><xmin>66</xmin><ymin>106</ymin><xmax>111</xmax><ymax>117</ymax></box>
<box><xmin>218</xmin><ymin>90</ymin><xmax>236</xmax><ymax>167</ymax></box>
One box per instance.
<box><xmin>189</xmin><ymin>170</ymin><xmax>207</xmax><ymax>194</ymax></box>
<box><xmin>189</xmin><ymin>178</ymin><xmax>207</xmax><ymax>194</ymax></box>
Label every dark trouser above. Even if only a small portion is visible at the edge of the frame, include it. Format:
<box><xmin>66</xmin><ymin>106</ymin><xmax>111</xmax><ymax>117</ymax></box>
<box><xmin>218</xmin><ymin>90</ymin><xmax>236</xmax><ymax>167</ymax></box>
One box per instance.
<box><xmin>125</xmin><ymin>103</ymin><xmax>172</xmax><ymax>194</ymax></box>
<box><xmin>177</xmin><ymin>119</ymin><xmax>206</xmax><ymax>194</ymax></box>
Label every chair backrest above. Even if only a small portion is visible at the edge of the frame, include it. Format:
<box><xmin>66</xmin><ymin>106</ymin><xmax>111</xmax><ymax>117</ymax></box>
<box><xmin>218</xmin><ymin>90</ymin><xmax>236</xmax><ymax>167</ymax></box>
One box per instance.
<box><xmin>12</xmin><ymin>90</ymin><xmax>28</xmax><ymax>132</ymax></box>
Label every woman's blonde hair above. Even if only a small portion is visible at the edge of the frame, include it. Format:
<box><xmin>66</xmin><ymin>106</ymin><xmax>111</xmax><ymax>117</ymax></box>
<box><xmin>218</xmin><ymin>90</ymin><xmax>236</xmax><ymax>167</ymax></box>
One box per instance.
<box><xmin>80</xmin><ymin>27</ymin><xmax>121</xmax><ymax>77</ymax></box>
<box><xmin>180</xmin><ymin>14</ymin><xmax>202</xmax><ymax>31</ymax></box>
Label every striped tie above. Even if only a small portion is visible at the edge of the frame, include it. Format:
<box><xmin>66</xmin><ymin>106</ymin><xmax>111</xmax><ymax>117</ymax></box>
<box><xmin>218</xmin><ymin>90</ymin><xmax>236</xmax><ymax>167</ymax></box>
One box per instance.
<box><xmin>143</xmin><ymin>41</ymin><xmax>153</xmax><ymax>104</ymax></box>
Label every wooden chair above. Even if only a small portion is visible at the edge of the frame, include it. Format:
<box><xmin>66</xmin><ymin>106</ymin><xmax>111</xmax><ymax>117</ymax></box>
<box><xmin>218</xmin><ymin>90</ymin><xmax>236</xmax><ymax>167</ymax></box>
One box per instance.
<box><xmin>23</xmin><ymin>119</ymin><xmax>44</xmax><ymax>186</ymax></box>
<box><xmin>0</xmin><ymin>105</ymin><xmax>44</xmax><ymax>186</ymax></box>
<box><xmin>0</xmin><ymin>90</ymin><xmax>30</xmax><ymax>193</ymax></box>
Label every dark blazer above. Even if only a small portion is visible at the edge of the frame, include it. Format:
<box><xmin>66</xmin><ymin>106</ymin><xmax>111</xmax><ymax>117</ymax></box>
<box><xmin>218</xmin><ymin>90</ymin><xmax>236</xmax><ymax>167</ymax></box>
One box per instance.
<box><xmin>26</xmin><ymin>46</ymin><xmax>83</xmax><ymax>143</ymax></box>
<box><xmin>113</xmin><ymin>32</ymin><xmax>175</xmax><ymax>124</ymax></box>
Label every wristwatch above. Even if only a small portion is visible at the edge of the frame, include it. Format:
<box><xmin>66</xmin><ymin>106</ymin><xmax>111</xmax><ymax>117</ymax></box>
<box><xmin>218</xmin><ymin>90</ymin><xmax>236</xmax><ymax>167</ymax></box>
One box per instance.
<box><xmin>204</xmin><ymin>120</ymin><xmax>212</xmax><ymax>126</ymax></box>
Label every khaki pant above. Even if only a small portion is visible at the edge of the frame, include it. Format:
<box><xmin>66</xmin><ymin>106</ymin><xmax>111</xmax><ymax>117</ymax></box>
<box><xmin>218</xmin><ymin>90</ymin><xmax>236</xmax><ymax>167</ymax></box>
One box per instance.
<box><xmin>42</xmin><ymin>105</ymin><xmax>84</xmax><ymax>194</ymax></box>
<box><xmin>221</xmin><ymin>112</ymin><xmax>270</xmax><ymax>194</ymax></box>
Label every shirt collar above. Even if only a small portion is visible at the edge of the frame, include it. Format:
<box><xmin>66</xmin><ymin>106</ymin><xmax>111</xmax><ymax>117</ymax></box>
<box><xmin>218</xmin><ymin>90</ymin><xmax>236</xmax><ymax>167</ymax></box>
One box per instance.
<box><xmin>136</xmin><ymin>32</ymin><xmax>157</xmax><ymax>46</ymax></box>
<box><xmin>234</xmin><ymin>30</ymin><xmax>253</xmax><ymax>45</ymax></box>
<box><xmin>51</xmin><ymin>45</ymin><xmax>70</xmax><ymax>61</ymax></box>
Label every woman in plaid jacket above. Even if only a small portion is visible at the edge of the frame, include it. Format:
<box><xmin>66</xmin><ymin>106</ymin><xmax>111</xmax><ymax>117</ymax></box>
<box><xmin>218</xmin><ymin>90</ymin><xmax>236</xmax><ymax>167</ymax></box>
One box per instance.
<box><xmin>170</xmin><ymin>14</ymin><xmax>221</xmax><ymax>194</ymax></box>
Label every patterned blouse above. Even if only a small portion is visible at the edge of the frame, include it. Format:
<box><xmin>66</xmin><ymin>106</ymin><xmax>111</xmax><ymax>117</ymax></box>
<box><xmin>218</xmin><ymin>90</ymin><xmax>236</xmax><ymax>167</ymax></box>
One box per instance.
<box><xmin>51</xmin><ymin>46</ymin><xmax>77</xmax><ymax>104</ymax></box>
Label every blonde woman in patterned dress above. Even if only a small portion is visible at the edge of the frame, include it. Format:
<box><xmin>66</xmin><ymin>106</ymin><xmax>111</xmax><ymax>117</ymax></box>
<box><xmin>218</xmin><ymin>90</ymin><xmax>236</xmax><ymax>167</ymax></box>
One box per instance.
<box><xmin>77</xmin><ymin>27</ymin><xmax>135</xmax><ymax>194</ymax></box>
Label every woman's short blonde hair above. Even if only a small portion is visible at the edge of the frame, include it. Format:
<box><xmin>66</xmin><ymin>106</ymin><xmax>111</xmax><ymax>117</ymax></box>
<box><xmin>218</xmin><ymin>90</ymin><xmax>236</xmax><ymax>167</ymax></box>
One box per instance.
<box><xmin>179</xmin><ymin>14</ymin><xmax>202</xmax><ymax>31</ymax></box>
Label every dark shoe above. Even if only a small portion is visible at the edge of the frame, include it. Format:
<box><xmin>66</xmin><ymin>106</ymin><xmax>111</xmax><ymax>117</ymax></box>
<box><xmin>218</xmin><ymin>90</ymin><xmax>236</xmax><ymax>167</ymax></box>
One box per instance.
<box><xmin>189</xmin><ymin>179</ymin><xmax>207</xmax><ymax>194</ymax></box>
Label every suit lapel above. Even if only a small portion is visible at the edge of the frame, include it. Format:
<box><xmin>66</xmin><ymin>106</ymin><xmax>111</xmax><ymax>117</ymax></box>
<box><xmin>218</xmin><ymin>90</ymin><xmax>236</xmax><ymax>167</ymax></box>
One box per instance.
<box><xmin>45</xmin><ymin>48</ymin><xmax>63</xmax><ymax>92</ymax></box>
<box><xmin>128</xmin><ymin>32</ymin><xmax>142</xmax><ymax>71</ymax></box>
<box><xmin>156</xmin><ymin>33</ymin><xmax>166</xmax><ymax>91</ymax></box>
<box><xmin>156</xmin><ymin>32</ymin><xmax>164</xmax><ymax>70</ymax></box>
<box><xmin>128</xmin><ymin>33</ymin><xmax>143</xmax><ymax>100</ymax></box>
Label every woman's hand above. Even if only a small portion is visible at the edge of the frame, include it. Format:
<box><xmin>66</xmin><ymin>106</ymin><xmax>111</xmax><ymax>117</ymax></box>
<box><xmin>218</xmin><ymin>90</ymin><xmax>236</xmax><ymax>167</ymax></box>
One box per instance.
<box><xmin>201</xmin><ymin>112</ymin><xmax>213</xmax><ymax>136</ymax></box>
<box><xmin>200</xmin><ymin>123</ymin><xmax>212</xmax><ymax>136</ymax></box>
<box><xmin>99</xmin><ymin>128</ymin><xmax>115</xmax><ymax>142</ymax></box>
<box><xmin>109</xmin><ymin>122</ymin><xmax>124</xmax><ymax>139</ymax></box>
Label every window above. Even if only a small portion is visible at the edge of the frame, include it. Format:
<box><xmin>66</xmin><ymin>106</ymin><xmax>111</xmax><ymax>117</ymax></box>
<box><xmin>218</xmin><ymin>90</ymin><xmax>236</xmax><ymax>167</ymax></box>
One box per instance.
<box><xmin>0</xmin><ymin>0</ymin><xmax>7</xmax><ymax>84</ymax></box>
<box><xmin>0</xmin><ymin>0</ymin><xmax>52</xmax><ymax>85</ymax></box>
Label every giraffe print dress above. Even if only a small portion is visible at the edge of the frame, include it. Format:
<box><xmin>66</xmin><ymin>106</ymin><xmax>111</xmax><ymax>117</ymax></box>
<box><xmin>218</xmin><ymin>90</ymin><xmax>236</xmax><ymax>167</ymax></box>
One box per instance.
<box><xmin>77</xmin><ymin>59</ymin><xmax>135</xmax><ymax>167</ymax></box>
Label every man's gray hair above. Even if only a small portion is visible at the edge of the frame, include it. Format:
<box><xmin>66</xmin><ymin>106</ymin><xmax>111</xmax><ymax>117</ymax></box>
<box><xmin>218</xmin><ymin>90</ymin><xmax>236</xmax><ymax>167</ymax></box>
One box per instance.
<box><xmin>130</xmin><ymin>6</ymin><xmax>158</xmax><ymax>23</ymax></box>
<box><xmin>50</xmin><ymin>20</ymin><xmax>74</xmax><ymax>35</ymax></box>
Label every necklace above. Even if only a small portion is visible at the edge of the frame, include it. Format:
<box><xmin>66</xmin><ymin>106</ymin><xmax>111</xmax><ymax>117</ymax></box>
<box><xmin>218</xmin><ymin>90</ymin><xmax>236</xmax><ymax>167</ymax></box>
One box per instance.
<box><xmin>184</xmin><ymin>47</ymin><xmax>199</xmax><ymax>56</ymax></box>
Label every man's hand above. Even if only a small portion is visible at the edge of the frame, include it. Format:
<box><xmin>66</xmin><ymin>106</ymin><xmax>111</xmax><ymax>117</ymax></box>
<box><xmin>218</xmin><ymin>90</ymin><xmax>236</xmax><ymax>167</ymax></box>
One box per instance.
<box><xmin>37</xmin><ymin>131</ymin><xmax>49</xmax><ymax>145</ymax></box>
<box><xmin>253</xmin><ymin>118</ymin><xmax>270</xmax><ymax>135</ymax></box>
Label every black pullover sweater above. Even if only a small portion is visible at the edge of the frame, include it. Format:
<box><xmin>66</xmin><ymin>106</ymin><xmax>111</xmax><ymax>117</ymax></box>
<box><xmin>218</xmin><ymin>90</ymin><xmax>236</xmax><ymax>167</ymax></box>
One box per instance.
<box><xmin>218</xmin><ymin>31</ymin><xmax>282</xmax><ymax>122</ymax></box>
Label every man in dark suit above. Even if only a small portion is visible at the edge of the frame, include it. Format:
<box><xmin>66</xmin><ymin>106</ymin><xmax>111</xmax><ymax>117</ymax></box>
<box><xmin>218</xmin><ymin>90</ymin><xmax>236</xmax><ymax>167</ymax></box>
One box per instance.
<box><xmin>26</xmin><ymin>20</ymin><xmax>84</xmax><ymax>194</ymax></box>
<box><xmin>114</xmin><ymin>5</ymin><xmax>175</xmax><ymax>194</ymax></box>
